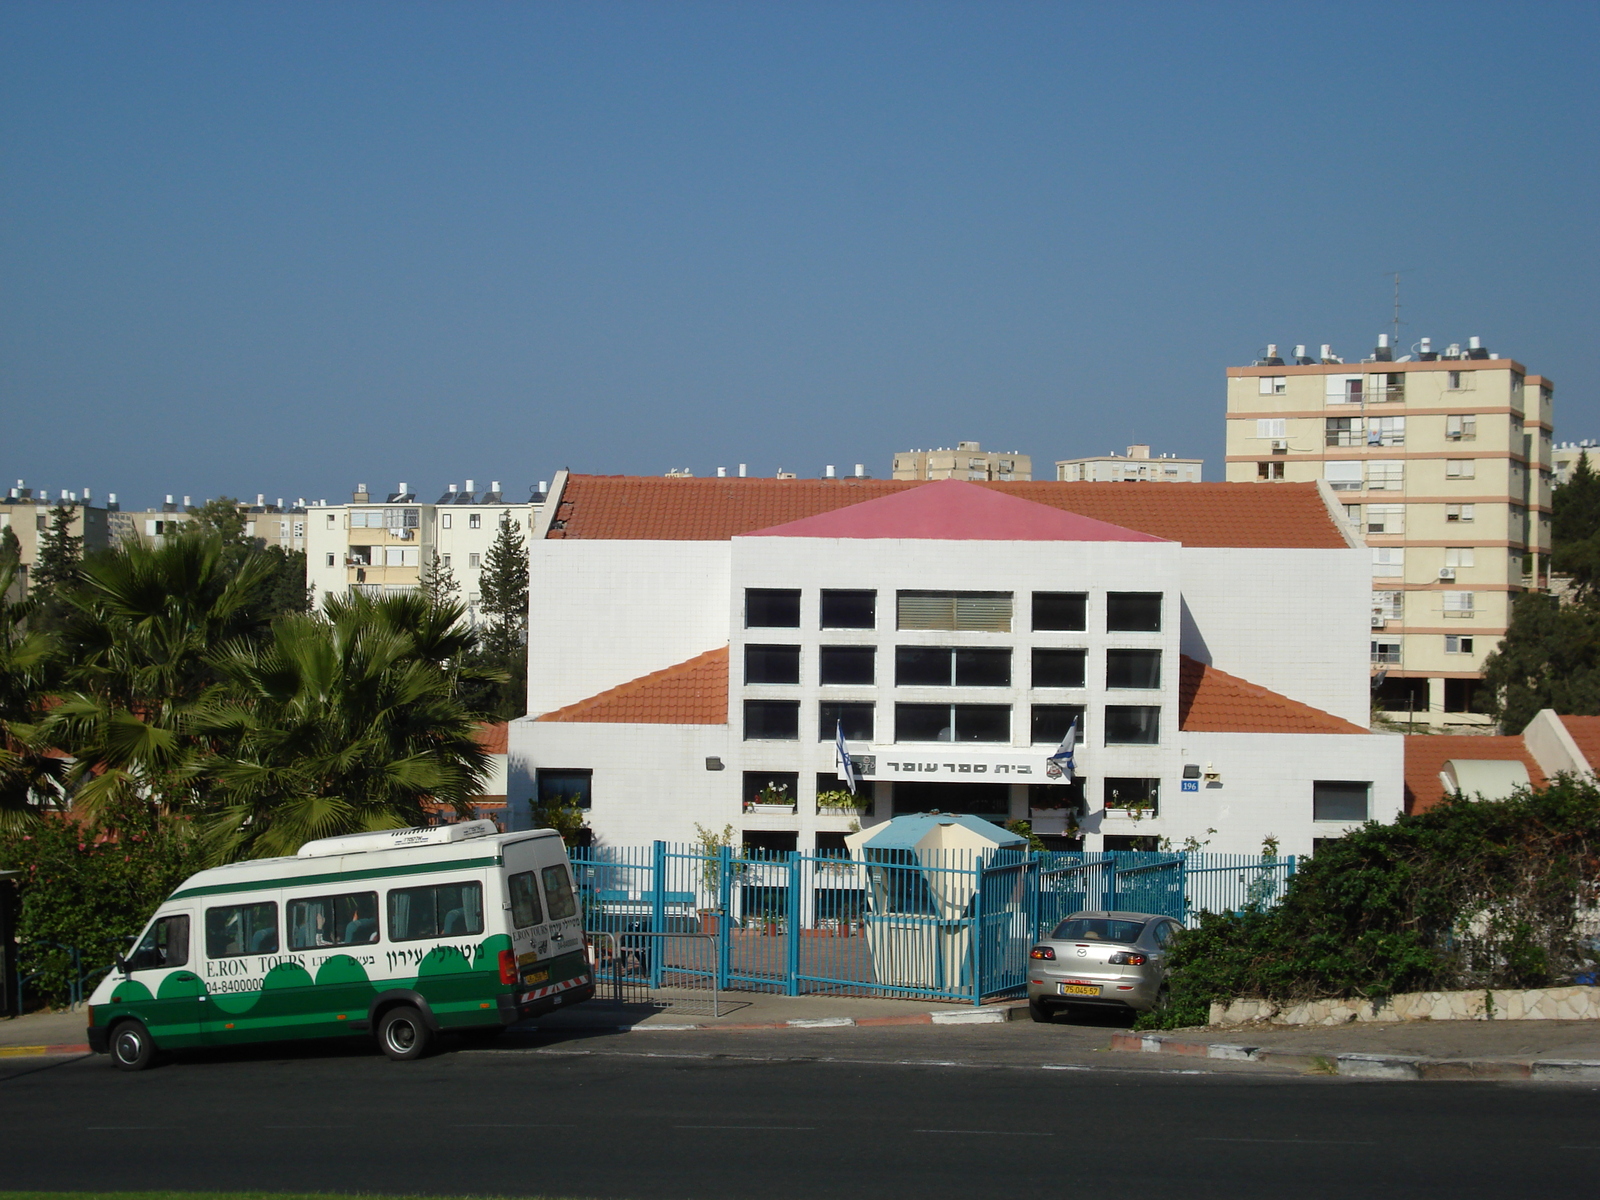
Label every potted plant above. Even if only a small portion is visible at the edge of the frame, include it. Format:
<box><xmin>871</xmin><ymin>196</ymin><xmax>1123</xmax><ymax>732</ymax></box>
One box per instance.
<box><xmin>745</xmin><ymin>781</ymin><xmax>797</xmax><ymax>814</ymax></box>
<box><xmin>816</xmin><ymin>788</ymin><xmax>870</xmax><ymax>815</ymax></box>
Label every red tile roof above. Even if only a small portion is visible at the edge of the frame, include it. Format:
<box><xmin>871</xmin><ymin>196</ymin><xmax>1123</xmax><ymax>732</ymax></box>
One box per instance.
<box><xmin>1177</xmin><ymin>656</ymin><xmax>1367</xmax><ymax>734</ymax></box>
<box><xmin>748</xmin><ymin>479</ymin><xmax>1167</xmax><ymax>542</ymax></box>
<box><xmin>547</xmin><ymin>477</ymin><xmax>1347</xmax><ymax>548</ymax></box>
<box><xmin>1558</xmin><ymin>715</ymin><xmax>1600</xmax><ymax>772</ymax></box>
<box><xmin>535</xmin><ymin>647</ymin><xmax>729</xmax><ymax>725</ymax></box>
<box><xmin>1402</xmin><ymin>735</ymin><xmax>1546</xmax><ymax>815</ymax></box>
<box><xmin>474</xmin><ymin>722</ymin><xmax>508</xmax><ymax>754</ymax></box>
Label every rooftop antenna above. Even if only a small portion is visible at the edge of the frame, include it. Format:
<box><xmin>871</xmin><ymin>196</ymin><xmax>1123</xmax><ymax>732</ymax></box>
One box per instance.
<box><xmin>1386</xmin><ymin>269</ymin><xmax>1410</xmax><ymax>347</ymax></box>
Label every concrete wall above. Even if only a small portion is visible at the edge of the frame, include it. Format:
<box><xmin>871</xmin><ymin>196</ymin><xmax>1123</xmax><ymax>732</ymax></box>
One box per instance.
<box><xmin>526</xmin><ymin>539</ymin><xmax>731</xmax><ymax>716</ymax></box>
<box><xmin>1178</xmin><ymin>546</ymin><xmax>1372</xmax><ymax>726</ymax></box>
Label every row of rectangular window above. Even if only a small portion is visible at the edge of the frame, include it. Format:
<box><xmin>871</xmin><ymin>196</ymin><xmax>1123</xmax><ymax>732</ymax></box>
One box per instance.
<box><xmin>1371</xmin><ymin>636</ymin><xmax>1477</xmax><ymax>662</ymax></box>
<box><xmin>1257</xmin><ymin>371</ymin><xmax>1502</xmax><ymax>399</ymax></box>
<box><xmin>745</xmin><ymin>645</ymin><xmax>1159</xmax><ymax>689</ymax></box>
<box><xmin>745</xmin><ymin>700</ymin><xmax>1158</xmax><ymax>745</ymax></box>
<box><xmin>1255</xmin><ymin>416</ymin><xmax>1482</xmax><ymax>446</ymax></box>
<box><xmin>739</xmin><ymin>773</ymin><xmax>1371</xmax><ymax>823</ymax></box>
<box><xmin>130</xmin><ymin>872</ymin><xmax>580</xmax><ymax>968</ymax></box>
<box><xmin>745</xmin><ymin>589</ymin><xmax>1162</xmax><ymax>633</ymax></box>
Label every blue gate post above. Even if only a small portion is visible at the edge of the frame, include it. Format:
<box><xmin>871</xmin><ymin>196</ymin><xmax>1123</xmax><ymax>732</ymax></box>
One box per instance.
<box><xmin>968</xmin><ymin>854</ymin><xmax>983</xmax><ymax>1005</ymax></box>
<box><xmin>784</xmin><ymin>851</ymin><xmax>802</xmax><ymax>996</ymax></box>
<box><xmin>650</xmin><ymin>841</ymin><xmax>667</xmax><ymax>988</ymax></box>
<box><xmin>716</xmin><ymin>844</ymin><xmax>733</xmax><ymax>990</ymax></box>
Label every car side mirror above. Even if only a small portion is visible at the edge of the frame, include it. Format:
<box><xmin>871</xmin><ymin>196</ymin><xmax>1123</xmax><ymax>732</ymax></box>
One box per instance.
<box><xmin>114</xmin><ymin>954</ymin><xmax>130</xmax><ymax>975</ymax></box>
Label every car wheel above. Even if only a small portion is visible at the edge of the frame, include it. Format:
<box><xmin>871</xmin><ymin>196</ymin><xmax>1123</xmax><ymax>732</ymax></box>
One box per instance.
<box><xmin>378</xmin><ymin>1006</ymin><xmax>434</xmax><ymax>1061</ymax></box>
<box><xmin>1028</xmin><ymin>999</ymin><xmax>1055</xmax><ymax>1024</ymax></box>
<box><xmin>110</xmin><ymin>1020</ymin><xmax>157</xmax><ymax>1071</ymax></box>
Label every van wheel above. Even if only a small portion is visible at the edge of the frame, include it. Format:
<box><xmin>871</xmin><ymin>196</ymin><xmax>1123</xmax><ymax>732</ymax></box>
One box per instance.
<box><xmin>378</xmin><ymin>1006</ymin><xmax>433</xmax><ymax>1061</ymax></box>
<box><xmin>1028</xmin><ymin>999</ymin><xmax>1055</xmax><ymax>1024</ymax></box>
<box><xmin>110</xmin><ymin>1020</ymin><xmax>157</xmax><ymax>1071</ymax></box>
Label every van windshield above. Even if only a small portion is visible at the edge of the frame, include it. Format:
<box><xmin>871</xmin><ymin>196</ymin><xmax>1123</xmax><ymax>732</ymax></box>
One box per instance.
<box><xmin>1051</xmin><ymin>917</ymin><xmax>1146</xmax><ymax>944</ymax></box>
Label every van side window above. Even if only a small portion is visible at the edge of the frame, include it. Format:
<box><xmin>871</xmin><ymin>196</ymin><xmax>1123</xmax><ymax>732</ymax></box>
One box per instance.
<box><xmin>288</xmin><ymin>892</ymin><xmax>379</xmax><ymax>950</ymax></box>
<box><xmin>508</xmin><ymin>872</ymin><xmax>544</xmax><ymax>929</ymax></box>
<box><xmin>128</xmin><ymin>914</ymin><xmax>189</xmax><ymax>971</ymax></box>
<box><xmin>206</xmin><ymin>903</ymin><xmax>278</xmax><ymax>958</ymax></box>
<box><xmin>387</xmin><ymin>882</ymin><xmax>484</xmax><ymax>941</ymax></box>
<box><xmin>541</xmin><ymin>865</ymin><xmax>577</xmax><ymax>921</ymax></box>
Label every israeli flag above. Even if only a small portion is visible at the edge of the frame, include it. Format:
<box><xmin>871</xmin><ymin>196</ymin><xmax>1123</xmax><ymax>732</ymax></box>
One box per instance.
<box><xmin>835</xmin><ymin>720</ymin><xmax>858</xmax><ymax>795</ymax></box>
<box><xmin>1046</xmin><ymin>717</ymin><xmax>1078</xmax><ymax>783</ymax></box>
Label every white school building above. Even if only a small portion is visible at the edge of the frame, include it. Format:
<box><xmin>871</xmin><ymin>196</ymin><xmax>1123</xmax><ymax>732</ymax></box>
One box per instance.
<box><xmin>506</xmin><ymin>474</ymin><xmax>1406</xmax><ymax>856</ymax></box>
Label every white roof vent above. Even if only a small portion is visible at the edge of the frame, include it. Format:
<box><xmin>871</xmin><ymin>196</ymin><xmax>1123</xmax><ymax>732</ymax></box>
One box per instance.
<box><xmin>296</xmin><ymin>819</ymin><xmax>499</xmax><ymax>858</ymax></box>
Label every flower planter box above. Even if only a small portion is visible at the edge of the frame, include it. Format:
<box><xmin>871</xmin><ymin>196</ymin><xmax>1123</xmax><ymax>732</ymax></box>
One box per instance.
<box><xmin>745</xmin><ymin>803</ymin><xmax>797</xmax><ymax>814</ymax></box>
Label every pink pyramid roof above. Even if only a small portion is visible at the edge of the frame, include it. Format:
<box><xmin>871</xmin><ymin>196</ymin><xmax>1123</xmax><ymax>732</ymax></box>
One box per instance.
<box><xmin>744</xmin><ymin>478</ymin><xmax>1168</xmax><ymax>542</ymax></box>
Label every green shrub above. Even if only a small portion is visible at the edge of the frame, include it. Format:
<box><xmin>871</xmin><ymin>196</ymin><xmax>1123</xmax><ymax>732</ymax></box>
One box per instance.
<box><xmin>1137</xmin><ymin>777</ymin><xmax>1600</xmax><ymax>1029</ymax></box>
<box><xmin>1</xmin><ymin>796</ymin><xmax>201</xmax><ymax>1007</ymax></box>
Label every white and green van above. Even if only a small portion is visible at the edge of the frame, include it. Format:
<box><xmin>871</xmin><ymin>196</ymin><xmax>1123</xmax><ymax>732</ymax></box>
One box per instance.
<box><xmin>86</xmin><ymin>820</ymin><xmax>592</xmax><ymax>1069</ymax></box>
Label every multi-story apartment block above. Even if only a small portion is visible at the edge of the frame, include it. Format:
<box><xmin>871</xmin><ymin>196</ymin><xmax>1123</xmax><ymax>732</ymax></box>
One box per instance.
<box><xmin>0</xmin><ymin>483</ymin><xmax>113</xmax><ymax>592</ymax></box>
<box><xmin>304</xmin><ymin>480</ymin><xmax>544</xmax><ymax>622</ymax></box>
<box><xmin>1225</xmin><ymin>337</ymin><xmax>1554</xmax><ymax>728</ymax></box>
<box><xmin>1552</xmin><ymin>440</ymin><xmax>1598</xmax><ymax>487</ymax></box>
<box><xmin>1055</xmin><ymin>445</ymin><xmax>1203</xmax><ymax>483</ymax></box>
<box><xmin>892</xmin><ymin>442</ymin><xmax>1032</xmax><ymax>481</ymax></box>
<box><xmin>509</xmin><ymin>473</ymin><xmax>1405</xmax><ymax>856</ymax></box>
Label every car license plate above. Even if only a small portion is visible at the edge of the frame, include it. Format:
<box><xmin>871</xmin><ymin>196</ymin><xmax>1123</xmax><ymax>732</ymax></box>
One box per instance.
<box><xmin>1059</xmin><ymin>983</ymin><xmax>1100</xmax><ymax>996</ymax></box>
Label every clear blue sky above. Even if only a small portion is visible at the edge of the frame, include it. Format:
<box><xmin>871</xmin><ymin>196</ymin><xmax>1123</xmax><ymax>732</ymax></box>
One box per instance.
<box><xmin>4</xmin><ymin>1</ymin><xmax>1595</xmax><ymax>508</ymax></box>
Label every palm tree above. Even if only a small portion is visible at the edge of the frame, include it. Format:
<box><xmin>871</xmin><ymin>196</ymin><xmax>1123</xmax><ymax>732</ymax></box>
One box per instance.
<box><xmin>0</xmin><ymin>560</ymin><xmax>65</xmax><ymax>828</ymax></box>
<box><xmin>195</xmin><ymin>594</ymin><xmax>493</xmax><ymax>861</ymax></box>
<box><xmin>38</xmin><ymin>533</ymin><xmax>281</xmax><ymax>816</ymax></box>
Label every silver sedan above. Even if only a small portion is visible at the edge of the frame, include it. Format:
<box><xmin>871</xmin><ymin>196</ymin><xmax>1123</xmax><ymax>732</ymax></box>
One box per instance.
<box><xmin>1025</xmin><ymin>910</ymin><xmax>1182</xmax><ymax>1021</ymax></box>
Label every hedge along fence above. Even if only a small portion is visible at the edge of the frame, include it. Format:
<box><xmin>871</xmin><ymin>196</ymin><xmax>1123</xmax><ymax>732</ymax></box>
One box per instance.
<box><xmin>1142</xmin><ymin>777</ymin><xmax>1600</xmax><ymax>1030</ymax></box>
<box><xmin>1</xmin><ymin>796</ymin><xmax>202</xmax><ymax>1008</ymax></box>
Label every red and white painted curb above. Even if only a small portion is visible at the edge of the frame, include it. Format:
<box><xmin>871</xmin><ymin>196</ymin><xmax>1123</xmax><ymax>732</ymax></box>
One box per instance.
<box><xmin>528</xmin><ymin>1003</ymin><xmax>1029</xmax><ymax>1034</ymax></box>
<box><xmin>1110</xmin><ymin>1031</ymin><xmax>1600</xmax><ymax>1081</ymax></box>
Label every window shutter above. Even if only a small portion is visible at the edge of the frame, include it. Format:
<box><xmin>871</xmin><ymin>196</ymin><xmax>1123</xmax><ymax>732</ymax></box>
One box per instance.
<box><xmin>898</xmin><ymin>593</ymin><xmax>956</xmax><ymax>630</ymax></box>
<box><xmin>955</xmin><ymin>594</ymin><xmax>1013</xmax><ymax>632</ymax></box>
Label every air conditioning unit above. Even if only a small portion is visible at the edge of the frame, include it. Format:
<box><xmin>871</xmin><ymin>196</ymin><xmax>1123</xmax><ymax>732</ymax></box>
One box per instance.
<box><xmin>1371</xmin><ymin>613</ymin><xmax>1387</xmax><ymax>628</ymax></box>
<box><xmin>1438</xmin><ymin>567</ymin><xmax>1457</xmax><ymax>581</ymax></box>
<box><xmin>1271</xmin><ymin>439</ymin><xmax>1289</xmax><ymax>453</ymax></box>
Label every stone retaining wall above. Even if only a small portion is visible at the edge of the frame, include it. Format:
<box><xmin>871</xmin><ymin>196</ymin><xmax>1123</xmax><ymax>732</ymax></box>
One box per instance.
<box><xmin>1210</xmin><ymin>984</ymin><xmax>1600</xmax><ymax>1027</ymax></box>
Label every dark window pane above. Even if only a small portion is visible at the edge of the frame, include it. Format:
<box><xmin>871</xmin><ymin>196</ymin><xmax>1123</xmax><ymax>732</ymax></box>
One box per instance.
<box><xmin>205</xmin><ymin>903</ymin><xmax>278</xmax><ymax>958</ymax></box>
<box><xmin>819</xmin><ymin>646</ymin><xmax>875</xmax><ymax>685</ymax></box>
<box><xmin>509</xmin><ymin>872</ymin><xmax>543</xmax><ymax>929</ymax></box>
<box><xmin>744</xmin><ymin>700</ymin><xmax>800</xmax><ymax>740</ymax></box>
<box><xmin>540</xmin><ymin>867</ymin><xmax>577</xmax><ymax>920</ymax></box>
<box><xmin>1033</xmin><ymin>592</ymin><xmax>1087</xmax><ymax>631</ymax></box>
<box><xmin>1106</xmin><ymin>649</ymin><xmax>1162</xmax><ymax>689</ymax></box>
<box><xmin>1029</xmin><ymin>780</ymin><xmax>1086</xmax><ymax>814</ymax></box>
<box><xmin>896</xmin><ymin>703</ymin><xmax>952</xmax><ymax>742</ymax></box>
<box><xmin>821</xmin><ymin>589</ymin><xmax>876</xmax><ymax>629</ymax></box>
<box><xmin>1104</xmin><ymin>777</ymin><xmax>1160</xmax><ymax>814</ymax></box>
<box><xmin>1313</xmin><ymin>780</ymin><xmax>1370</xmax><ymax>821</ymax></box>
<box><xmin>1103</xmin><ymin>835</ymin><xmax>1160</xmax><ymax>852</ymax></box>
<box><xmin>745</xmin><ymin>644</ymin><xmax>801</xmax><ymax>684</ymax></box>
<box><xmin>538</xmin><ymin>769</ymin><xmax>591</xmax><ymax>810</ymax></box>
<box><xmin>746</xmin><ymin>588</ymin><xmax>800</xmax><ymax>628</ymax></box>
<box><xmin>819</xmin><ymin>702</ymin><xmax>874</xmax><ymax>741</ymax></box>
<box><xmin>1032</xmin><ymin>648</ymin><xmax>1086</xmax><ymax>688</ymax></box>
<box><xmin>1031</xmin><ymin>704</ymin><xmax>1085</xmax><ymax>745</ymax></box>
<box><xmin>1107</xmin><ymin>592</ymin><xmax>1162</xmax><ymax>632</ymax></box>
<box><xmin>955</xmin><ymin>648</ymin><xmax>1011</xmax><ymax>687</ymax></box>
<box><xmin>896</xmin><ymin>646</ymin><xmax>952</xmax><ymax>686</ymax></box>
<box><xmin>1105</xmin><ymin>705</ymin><xmax>1161</xmax><ymax>744</ymax></box>
<box><xmin>954</xmin><ymin>704</ymin><xmax>1010</xmax><ymax>742</ymax></box>
<box><xmin>893</xmin><ymin>781</ymin><xmax>1009</xmax><ymax>816</ymax></box>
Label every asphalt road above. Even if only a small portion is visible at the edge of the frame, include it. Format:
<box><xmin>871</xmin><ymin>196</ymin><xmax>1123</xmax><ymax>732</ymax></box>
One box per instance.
<box><xmin>3</xmin><ymin>1023</ymin><xmax>1598</xmax><ymax>1200</ymax></box>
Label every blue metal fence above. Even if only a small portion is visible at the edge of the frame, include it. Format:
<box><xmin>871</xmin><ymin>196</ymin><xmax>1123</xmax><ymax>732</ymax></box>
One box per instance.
<box><xmin>571</xmin><ymin>845</ymin><xmax>1295</xmax><ymax>1005</ymax></box>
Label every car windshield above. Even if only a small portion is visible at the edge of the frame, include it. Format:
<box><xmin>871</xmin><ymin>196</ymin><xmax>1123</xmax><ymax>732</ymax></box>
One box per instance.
<box><xmin>1051</xmin><ymin>917</ymin><xmax>1146</xmax><ymax>944</ymax></box>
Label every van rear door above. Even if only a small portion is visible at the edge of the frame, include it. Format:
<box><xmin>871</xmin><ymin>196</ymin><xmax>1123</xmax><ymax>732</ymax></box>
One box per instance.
<box><xmin>501</xmin><ymin>834</ymin><xmax>588</xmax><ymax>1004</ymax></box>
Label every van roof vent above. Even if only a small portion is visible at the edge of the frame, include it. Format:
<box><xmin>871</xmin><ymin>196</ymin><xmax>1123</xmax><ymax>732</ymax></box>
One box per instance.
<box><xmin>297</xmin><ymin>819</ymin><xmax>499</xmax><ymax>858</ymax></box>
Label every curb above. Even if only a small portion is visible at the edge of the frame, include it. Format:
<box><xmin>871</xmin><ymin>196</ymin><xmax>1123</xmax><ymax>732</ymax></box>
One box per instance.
<box><xmin>0</xmin><ymin>1043</ymin><xmax>90</xmax><ymax>1058</ymax></box>
<box><xmin>524</xmin><ymin>1002</ymin><xmax>1030</xmax><ymax>1035</ymax></box>
<box><xmin>1109</xmin><ymin>1032</ymin><xmax>1600</xmax><ymax>1081</ymax></box>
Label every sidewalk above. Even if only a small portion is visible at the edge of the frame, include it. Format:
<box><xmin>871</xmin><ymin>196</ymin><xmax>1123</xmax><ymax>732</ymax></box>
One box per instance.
<box><xmin>0</xmin><ymin>1009</ymin><xmax>91</xmax><ymax>1055</ymax></box>
<box><xmin>1114</xmin><ymin>1019</ymin><xmax>1600</xmax><ymax>1080</ymax></box>
<box><xmin>517</xmin><ymin>990</ymin><xmax>1026</xmax><ymax>1033</ymax></box>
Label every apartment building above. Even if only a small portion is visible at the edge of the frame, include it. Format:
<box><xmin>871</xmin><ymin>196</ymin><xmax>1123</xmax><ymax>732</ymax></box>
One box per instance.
<box><xmin>1553</xmin><ymin>440</ymin><xmax>1597</xmax><ymax>487</ymax></box>
<box><xmin>507</xmin><ymin>473</ymin><xmax>1403</xmax><ymax>856</ymax></box>
<box><xmin>1055</xmin><ymin>444</ymin><xmax>1203</xmax><ymax>483</ymax></box>
<box><xmin>0</xmin><ymin>483</ymin><xmax>113</xmax><ymax>592</ymax></box>
<box><xmin>892</xmin><ymin>442</ymin><xmax>1032</xmax><ymax>481</ymax></box>
<box><xmin>304</xmin><ymin>480</ymin><xmax>544</xmax><ymax>622</ymax></box>
<box><xmin>1225</xmin><ymin>337</ymin><xmax>1554</xmax><ymax>728</ymax></box>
